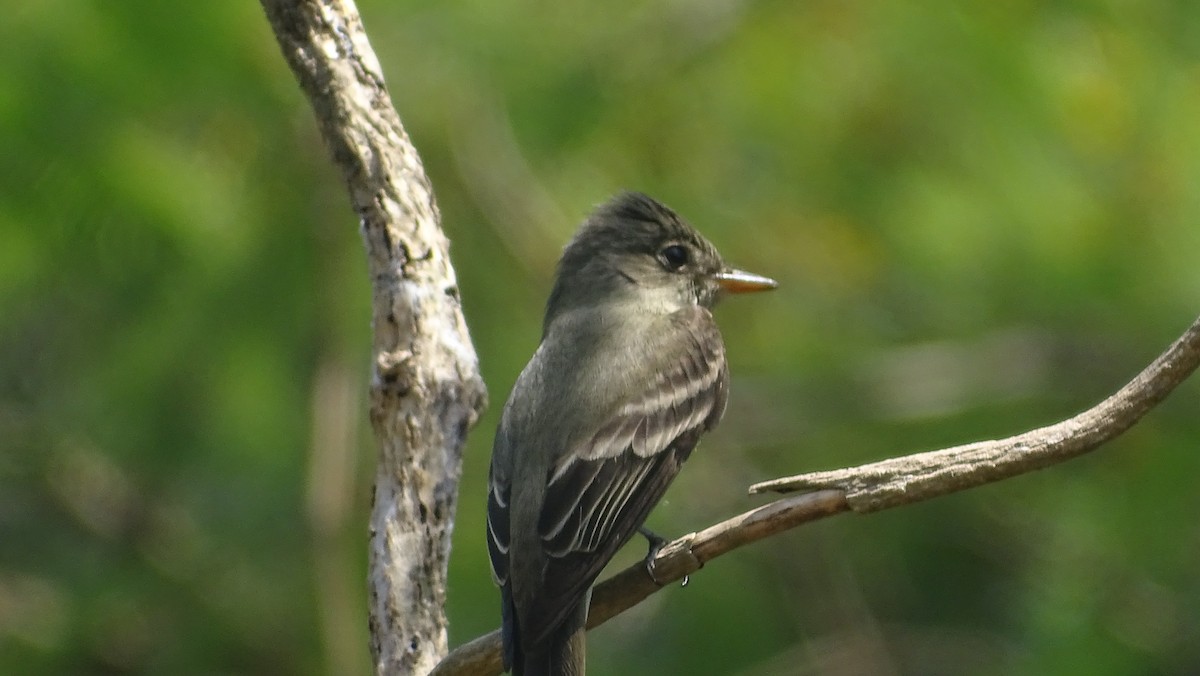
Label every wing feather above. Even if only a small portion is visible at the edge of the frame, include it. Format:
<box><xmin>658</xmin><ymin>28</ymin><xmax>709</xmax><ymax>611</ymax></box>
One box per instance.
<box><xmin>523</xmin><ymin>307</ymin><xmax>729</xmax><ymax>645</ymax></box>
<box><xmin>486</xmin><ymin>469</ymin><xmax>511</xmax><ymax>586</ymax></box>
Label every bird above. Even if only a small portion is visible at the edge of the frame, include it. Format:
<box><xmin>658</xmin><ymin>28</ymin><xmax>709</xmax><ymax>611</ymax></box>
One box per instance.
<box><xmin>486</xmin><ymin>191</ymin><xmax>777</xmax><ymax>675</ymax></box>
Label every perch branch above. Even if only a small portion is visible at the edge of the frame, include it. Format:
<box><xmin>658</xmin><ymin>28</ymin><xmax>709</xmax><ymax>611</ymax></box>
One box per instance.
<box><xmin>750</xmin><ymin>314</ymin><xmax>1200</xmax><ymax>507</ymax></box>
<box><xmin>432</xmin><ymin>314</ymin><xmax>1200</xmax><ymax>676</ymax></box>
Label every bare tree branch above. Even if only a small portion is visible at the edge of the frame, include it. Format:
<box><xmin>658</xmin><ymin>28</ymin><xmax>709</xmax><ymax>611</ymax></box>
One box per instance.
<box><xmin>750</xmin><ymin>314</ymin><xmax>1200</xmax><ymax>505</ymax></box>
<box><xmin>432</xmin><ymin>314</ymin><xmax>1200</xmax><ymax>676</ymax></box>
<box><xmin>259</xmin><ymin>2</ymin><xmax>487</xmax><ymax>675</ymax></box>
<box><xmin>259</xmin><ymin>2</ymin><xmax>1200</xmax><ymax>674</ymax></box>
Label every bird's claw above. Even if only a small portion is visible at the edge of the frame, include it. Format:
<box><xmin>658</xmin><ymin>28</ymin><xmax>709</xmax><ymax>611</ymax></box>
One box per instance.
<box><xmin>638</xmin><ymin>526</ymin><xmax>670</xmax><ymax>586</ymax></box>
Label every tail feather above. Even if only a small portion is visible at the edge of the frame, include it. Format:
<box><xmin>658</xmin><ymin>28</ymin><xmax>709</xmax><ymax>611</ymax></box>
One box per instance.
<box><xmin>501</xmin><ymin>586</ymin><xmax>518</xmax><ymax>672</ymax></box>
<box><xmin>513</xmin><ymin>596</ymin><xmax>588</xmax><ymax>676</ymax></box>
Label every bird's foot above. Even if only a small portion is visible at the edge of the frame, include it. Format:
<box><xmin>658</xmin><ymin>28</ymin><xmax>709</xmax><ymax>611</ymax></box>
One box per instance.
<box><xmin>638</xmin><ymin>526</ymin><xmax>688</xmax><ymax>587</ymax></box>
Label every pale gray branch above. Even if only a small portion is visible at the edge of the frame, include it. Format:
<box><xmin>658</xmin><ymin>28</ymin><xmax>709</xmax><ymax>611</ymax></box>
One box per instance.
<box><xmin>433</xmin><ymin>315</ymin><xmax>1200</xmax><ymax>676</ymax></box>
<box><xmin>750</xmin><ymin>314</ymin><xmax>1200</xmax><ymax>509</ymax></box>
<box><xmin>259</xmin><ymin>2</ymin><xmax>487</xmax><ymax>675</ymax></box>
<box><xmin>259</xmin><ymin>3</ymin><xmax>1200</xmax><ymax>674</ymax></box>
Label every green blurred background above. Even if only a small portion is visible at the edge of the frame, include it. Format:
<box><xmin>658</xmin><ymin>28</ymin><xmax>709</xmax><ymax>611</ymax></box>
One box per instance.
<box><xmin>3</xmin><ymin>1</ymin><xmax>1199</xmax><ymax>674</ymax></box>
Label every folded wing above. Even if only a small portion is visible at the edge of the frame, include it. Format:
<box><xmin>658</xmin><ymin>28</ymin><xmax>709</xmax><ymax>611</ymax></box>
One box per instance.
<box><xmin>526</xmin><ymin>307</ymin><xmax>729</xmax><ymax>645</ymax></box>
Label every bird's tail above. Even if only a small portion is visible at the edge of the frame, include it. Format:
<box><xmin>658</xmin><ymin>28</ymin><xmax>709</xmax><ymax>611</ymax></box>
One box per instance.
<box><xmin>514</xmin><ymin>596</ymin><xmax>588</xmax><ymax>676</ymax></box>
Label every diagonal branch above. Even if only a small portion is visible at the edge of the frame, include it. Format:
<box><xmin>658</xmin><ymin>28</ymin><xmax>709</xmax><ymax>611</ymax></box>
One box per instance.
<box><xmin>749</xmin><ymin>313</ymin><xmax>1200</xmax><ymax>506</ymax></box>
<box><xmin>259</xmin><ymin>3</ymin><xmax>1200</xmax><ymax>674</ymax></box>
<box><xmin>432</xmin><ymin>314</ymin><xmax>1200</xmax><ymax>676</ymax></box>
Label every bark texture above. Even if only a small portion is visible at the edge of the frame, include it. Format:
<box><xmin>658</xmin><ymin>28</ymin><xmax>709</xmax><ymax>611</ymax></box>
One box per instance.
<box><xmin>259</xmin><ymin>2</ymin><xmax>487</xmax><ymax>674</ymax></box>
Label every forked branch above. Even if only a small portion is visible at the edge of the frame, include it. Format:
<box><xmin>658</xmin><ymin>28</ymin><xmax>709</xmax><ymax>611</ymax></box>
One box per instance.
<box><xmin>433</xmin><ymin>314</ymin><xmax>1200</xmax><ymax>676</ymax></box>
<box><xmin>258</xmin><ymin>3</ymin><xmax>1200</xmax><ymax>674</ymax></box>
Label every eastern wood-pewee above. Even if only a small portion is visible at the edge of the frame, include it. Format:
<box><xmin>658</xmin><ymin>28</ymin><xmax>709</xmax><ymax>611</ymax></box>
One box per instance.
<box><xmin>486</xmin><ymin>192</ymin><xmax>776</xmax><ymax>675</ymax></box>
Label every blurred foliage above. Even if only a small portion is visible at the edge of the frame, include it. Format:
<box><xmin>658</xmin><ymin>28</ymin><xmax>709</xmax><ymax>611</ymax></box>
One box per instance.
<box><xmin>2</xmin><ymin>1</ymin><xmax>1199</xmax><ymax>674</ymax></box>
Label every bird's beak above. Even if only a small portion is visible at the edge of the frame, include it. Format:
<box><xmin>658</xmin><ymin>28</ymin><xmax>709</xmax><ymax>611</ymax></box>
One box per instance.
<box><xmin>714</xmin><ymin>268</ymin><xmax>778</xmax><ymax>294</ymax></box>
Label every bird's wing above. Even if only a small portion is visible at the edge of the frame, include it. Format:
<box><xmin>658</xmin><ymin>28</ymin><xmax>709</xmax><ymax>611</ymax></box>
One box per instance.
<box><xmin>486</xmin><ymin>454</ymin><xmax>512</xmax><ymax>589</ymax></box>
<box><xmin>485</xmin><ymin>451</ymin><xmax>518</xmax><ymax>669</ymax></box>
<box><xmin>527</xmin><ymin>307</ymin><xmax>729</xmax><ymax>645</ymax></box>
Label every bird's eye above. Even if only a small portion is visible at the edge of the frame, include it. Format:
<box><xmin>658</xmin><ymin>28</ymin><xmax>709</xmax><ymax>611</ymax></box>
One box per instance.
<box><xmin>660</xmin><ymin>244</ymin><xmax>689</xmax><ymax>271</ymax></box>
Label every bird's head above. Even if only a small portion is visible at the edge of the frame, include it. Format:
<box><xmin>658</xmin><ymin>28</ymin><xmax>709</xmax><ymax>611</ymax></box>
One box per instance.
<box><xmin>544</xmin><ymin>192</ymin><xmax>776</xmax><ymax>330</ymax></box>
